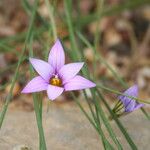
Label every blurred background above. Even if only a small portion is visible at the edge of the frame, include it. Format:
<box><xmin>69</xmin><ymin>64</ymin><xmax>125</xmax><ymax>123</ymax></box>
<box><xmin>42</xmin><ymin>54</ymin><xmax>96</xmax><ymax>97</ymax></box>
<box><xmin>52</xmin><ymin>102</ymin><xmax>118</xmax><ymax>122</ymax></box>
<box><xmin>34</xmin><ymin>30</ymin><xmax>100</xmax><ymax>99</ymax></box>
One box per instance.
<box><xmin>0</xmin><ymin>0</ymin><xmax>150</xmax><ymax>149</ymax></box>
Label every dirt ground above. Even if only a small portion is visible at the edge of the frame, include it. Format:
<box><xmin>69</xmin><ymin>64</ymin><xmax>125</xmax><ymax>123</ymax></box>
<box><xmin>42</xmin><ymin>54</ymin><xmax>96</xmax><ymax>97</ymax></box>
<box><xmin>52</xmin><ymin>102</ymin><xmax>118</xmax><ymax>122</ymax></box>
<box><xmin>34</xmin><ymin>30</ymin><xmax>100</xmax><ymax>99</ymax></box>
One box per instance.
<box><xmin>0</xmin><ymin>99</ymin><xmax>150</xmax><ymax>150</ymax></box>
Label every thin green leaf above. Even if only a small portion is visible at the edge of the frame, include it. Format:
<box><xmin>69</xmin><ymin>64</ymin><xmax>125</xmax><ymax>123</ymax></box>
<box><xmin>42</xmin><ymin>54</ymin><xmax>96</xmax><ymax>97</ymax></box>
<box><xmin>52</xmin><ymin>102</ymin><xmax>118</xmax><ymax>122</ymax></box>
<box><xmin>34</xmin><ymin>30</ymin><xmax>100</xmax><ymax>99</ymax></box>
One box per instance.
<box><xmin>76</xmin><ymin>0</ymin><xmax>150</xmax><ymax>28</ymax></box>
<box><xmin>29</xmin><ymin>33</ymin><xmax>47</xmax><ymax>150</ymax></box>
<box><xmin>97</xmin><ymin>84</ymin><xmax>150</xmax><ymax>104</ymax></box>
<box><xmin>71</xmin><ymin>92</ymin><xmax>114</xmax><ymax>149</ymax></box>
<box><xmin>0</xmin><ymin>0</ymin><xmax>39</xmax><ymax>128</ymax></box>
<box><xmin>96</xmin><ymin>89</ymin><xmax>138</xmax><ymax>150</ymax></box>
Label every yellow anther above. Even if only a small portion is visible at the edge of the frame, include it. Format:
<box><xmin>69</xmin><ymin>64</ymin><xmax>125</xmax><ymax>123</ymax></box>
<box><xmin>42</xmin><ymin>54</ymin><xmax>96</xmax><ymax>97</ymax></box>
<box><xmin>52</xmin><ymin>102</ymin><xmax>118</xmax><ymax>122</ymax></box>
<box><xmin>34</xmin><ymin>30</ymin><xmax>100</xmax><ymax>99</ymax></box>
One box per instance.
<box><xmin>50</xmin><ymin>77</ymin><xmax>62</xmax><ymax>87</ymax></box>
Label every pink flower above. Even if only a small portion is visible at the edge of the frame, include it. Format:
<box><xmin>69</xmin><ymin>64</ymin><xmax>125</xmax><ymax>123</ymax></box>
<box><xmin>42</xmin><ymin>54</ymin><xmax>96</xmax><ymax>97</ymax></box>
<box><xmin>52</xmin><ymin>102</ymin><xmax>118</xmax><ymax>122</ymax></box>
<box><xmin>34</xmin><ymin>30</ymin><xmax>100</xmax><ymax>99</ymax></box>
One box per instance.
<box><xmin>21</xmin><ymin>39</ymin><xmax>96</xmax><ymax>100</ymax></box>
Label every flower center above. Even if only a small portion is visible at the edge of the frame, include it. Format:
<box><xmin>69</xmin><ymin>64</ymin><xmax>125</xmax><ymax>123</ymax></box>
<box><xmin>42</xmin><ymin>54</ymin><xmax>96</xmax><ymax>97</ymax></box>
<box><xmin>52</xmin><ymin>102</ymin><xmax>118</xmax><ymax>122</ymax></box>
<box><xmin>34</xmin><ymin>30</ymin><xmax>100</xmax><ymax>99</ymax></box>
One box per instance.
<box><xmin>50</xmin><ymin>76</ymin><xmax>62</xmax><ymax>87</ymax></box>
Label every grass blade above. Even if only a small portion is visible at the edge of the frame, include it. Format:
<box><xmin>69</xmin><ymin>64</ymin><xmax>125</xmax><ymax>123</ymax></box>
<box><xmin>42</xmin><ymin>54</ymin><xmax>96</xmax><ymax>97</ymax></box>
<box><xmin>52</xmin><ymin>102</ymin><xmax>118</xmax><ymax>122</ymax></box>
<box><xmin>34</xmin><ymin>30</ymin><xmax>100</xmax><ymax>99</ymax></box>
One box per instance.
<box><xmin>96</xmin><ymin>89</ymin><xmax>138</xmax><ymax>150</ymax></box>
<box><xmin>76</xmin><ymin>0</ymin><xmax>150</xmax><ymax>28</ymax></box>
<box><xmin>71</xmin><ymin>93</ymin><xmax>114</xmax><ymax>149</ymax></box>
<box><xmin>0</xmin><ymin>0</ymin><xmax>39</xmax><ymax>128</ymax></box>
<box><xmin>29</xmin><ymin>34</ymin><xmax>47</xmax><ymax>150</ymax></box>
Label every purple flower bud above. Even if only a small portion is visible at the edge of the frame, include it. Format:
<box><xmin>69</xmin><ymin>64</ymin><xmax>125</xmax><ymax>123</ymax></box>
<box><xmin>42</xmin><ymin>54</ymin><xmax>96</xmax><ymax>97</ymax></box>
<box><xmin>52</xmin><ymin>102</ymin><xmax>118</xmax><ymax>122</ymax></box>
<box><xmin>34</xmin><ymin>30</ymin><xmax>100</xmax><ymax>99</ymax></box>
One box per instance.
<box><xmin>118</xmin><ymin>85</ymin><xmax>144</xmax><ymax>112</ymax></box>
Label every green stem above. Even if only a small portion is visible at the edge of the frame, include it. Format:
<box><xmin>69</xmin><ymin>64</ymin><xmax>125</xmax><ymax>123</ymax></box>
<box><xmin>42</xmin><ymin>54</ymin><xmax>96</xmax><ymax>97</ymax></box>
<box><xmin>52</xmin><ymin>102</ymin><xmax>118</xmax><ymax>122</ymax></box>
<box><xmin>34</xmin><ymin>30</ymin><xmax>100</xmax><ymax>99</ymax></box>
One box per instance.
<box><xmin>96</xmin><ymin>90</ymin><xmax>138</xmax><ymax>150</ymax></box>
<box><xmin>33</xmin><ymin>94</ymin><xmax>47</xmax><ymax>150</ymax></box>
<box><xmin>82</xmin><ymin>90</ymin><xmax>98</xmax><ymax>125</ymax></box>
<box><xmin>95</xmin><ymin>94</ymin><xmax>123</xmax><ymax>149</ymax></box>
<box><xmin>76</xmin><ymin>0</ymin><xmax>150</xmax><ymax>28</ymax></box>
<box><xmin>0</xmin><ymin>0</ymin><xmax>39</xmax><ymax>129</ymax></box>
<box><xmin>64</xmin><ymin>0</ymin><xmax>80</xmax><ymax>60</ymax></box>
<box><xmin>71</xmin><ymin>93</ymin><xmax>114</xmax><ymax>149</ymax></box>
<box><xmin>97</xmin><ymin>84</ymin><xmax>150</xmax><ymax>104</ymax></box>
<box><xmin>77</xmin><ymin>31</ymin><xmax>127</xmax><ymax>87</ymax></box>
<box><xmin>77</xmin><ymin>30</ymin><xmax>150</xmax><ymax>119</ymax></box>
<box><xmin>29</xmin><ymin>34</ymin><xmax>47</xmax><ymax>150</ymax></box>
<box><xmin>45</xmin><ymin>0</ymin><xmax>57</xmax><ymax>41</ymax></box>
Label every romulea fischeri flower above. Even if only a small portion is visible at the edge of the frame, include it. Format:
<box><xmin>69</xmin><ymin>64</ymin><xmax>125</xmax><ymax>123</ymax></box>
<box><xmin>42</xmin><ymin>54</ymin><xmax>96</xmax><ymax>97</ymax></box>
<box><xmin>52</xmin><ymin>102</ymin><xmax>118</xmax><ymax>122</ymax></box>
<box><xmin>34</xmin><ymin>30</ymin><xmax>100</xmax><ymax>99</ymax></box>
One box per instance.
<box><xmin>21</xmin><ymin>39</ymin><xmax>96</xmax><ymax>100</ymax></box>
<box><xmin>113</xmin><ymin>85</ymin><xmax>144</xmax><ymax>114</ymax></box>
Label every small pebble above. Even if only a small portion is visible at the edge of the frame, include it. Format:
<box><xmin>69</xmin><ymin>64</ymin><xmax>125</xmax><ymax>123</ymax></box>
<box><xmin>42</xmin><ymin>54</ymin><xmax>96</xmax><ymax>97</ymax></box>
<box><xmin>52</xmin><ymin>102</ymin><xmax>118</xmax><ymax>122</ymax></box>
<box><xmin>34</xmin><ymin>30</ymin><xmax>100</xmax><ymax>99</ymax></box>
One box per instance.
<box><xmin>13</xmin><ymin>145</ymin><xmax>32</xmax><ymax>150</ymax></box>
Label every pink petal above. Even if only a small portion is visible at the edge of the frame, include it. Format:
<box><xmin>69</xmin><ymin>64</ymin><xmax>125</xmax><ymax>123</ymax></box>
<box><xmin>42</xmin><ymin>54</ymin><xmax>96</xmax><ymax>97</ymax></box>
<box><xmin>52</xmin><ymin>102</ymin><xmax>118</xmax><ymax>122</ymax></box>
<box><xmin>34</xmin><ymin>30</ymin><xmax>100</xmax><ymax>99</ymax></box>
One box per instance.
<box><xmin>64</xmin><ymin>75</ymin><xmax>96</xmax><ymax>91</ymax></box>
<box><xmin>29</xmin><ymin>58</ymin><xmax>54</xmax><ymax>82</ymax></box>
<box><xmin>48</xmin><ymin>39</ymin><xmax>65</xmax><ymax>72</ymax></box>
<box><xmin>47</xmin><ymin>85</ymin><xmax>64</xmax><ymax>100</ymax></box>
<box><xmin>59</xmin><ymin>62</ymin><xmax>84</xmax><ymax>84</ymax></box>
<box><xmin>21</xmin><ymin>76</ymin><xmax>48</xmax><ymax>93</ymax></box>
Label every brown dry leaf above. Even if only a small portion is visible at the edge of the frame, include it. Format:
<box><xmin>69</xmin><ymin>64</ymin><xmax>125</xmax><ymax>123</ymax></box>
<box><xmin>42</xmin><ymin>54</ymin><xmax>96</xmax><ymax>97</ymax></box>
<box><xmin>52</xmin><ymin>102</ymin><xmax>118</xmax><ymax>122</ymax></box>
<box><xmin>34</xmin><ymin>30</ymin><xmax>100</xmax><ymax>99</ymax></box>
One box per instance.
<box><xmin>0</xmin><ymin>54</ymin><xmax>7</xmax><ymax>69</ymax></box>
<box><xmin>83</xmin><ymin>48</ymin><xmax>94</xmax><ymax>62</ymax></box>
<box><xmin>103</xmin><ymin>27</ymin><xmax>122</xmax><ymax>47</ymax></box>
<box><xmin>79</xmin><ymin>0</ymin><xmax>94</xmax><ymax>15</ymax></box>
<box><xmin>137</xmin><ymin>67</ymin><xmax>150</xmax><ymax>90</ymax></box>
<box><xmin>0</xmin><ymin>26</ymin><xmax>16</xmax><ymax>37</ymax></box>
<box><xmin>141</xmin><ymin>6</ymin><xmax>150</xmax><ymax>21</ymax></box>
<box><xmin>5</xmin><ymin>82</ymin><xmax>21</xmax><ymax>97</ymax></box>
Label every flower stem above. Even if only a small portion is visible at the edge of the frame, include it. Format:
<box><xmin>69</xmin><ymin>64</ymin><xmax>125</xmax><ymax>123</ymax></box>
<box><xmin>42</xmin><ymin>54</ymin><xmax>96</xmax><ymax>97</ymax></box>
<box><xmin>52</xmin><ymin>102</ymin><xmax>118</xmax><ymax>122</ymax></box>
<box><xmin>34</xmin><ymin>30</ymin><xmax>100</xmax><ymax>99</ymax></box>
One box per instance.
<box><xmin>71</xmin><ymin>92</ymin><xmax>114</xmax><ymax>149</ymax></box>
<box><xmin>45</xmin><ymin>0</ymin><xmax>57</xmax><ymax>41</ymax></box>
<box><xmin>0</xmin><ymin>0</ymin><xmax>39</xmax><ymax>129</ymax></box>
<box><xmin>29</xmin><ymin>32</ymin><xmax>47</xmax><ymax>150</ymax></box>
<box><xmin>97</xmin><ymin>84</ymin><xmax>150</xmax><ymax>104</ymax></box>
<box><xmin>64</xmin><ymin>0</ymin><xmax>80</xmax><ymax>60</ymax></box>
<box><xmin>96</xmin><ymin>89</ymin><xmax>138</xmax><ymax>149</ymax></box>
<box><xmin>33</xmin><ymin>94</ymin><xmax>47</xmax><ymax>150</ymax></box>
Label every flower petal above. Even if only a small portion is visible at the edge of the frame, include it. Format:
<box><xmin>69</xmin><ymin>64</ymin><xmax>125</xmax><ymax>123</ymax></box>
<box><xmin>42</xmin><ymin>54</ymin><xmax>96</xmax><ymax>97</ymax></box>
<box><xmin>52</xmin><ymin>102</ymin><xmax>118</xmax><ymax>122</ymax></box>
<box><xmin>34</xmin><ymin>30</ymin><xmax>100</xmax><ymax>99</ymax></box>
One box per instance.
<box><xmin>64</xmin><ymin>75</ymin><xmax>96</xmax><ymax>91</ymax></box>
<box><xmin>134</xmin><ymin>103</ymin><xmax>144</xmax><ymax>111</ymax></box>
<box><xmin>29</xmin><ymin>58</ymin><xmax>54</xmax><ymax>82</ymax></box>
<box><xmin>125</xmin><ymin>101</ymin><xmax>144</xmax><ymax>112</ymax></box>
<box><xmin>124</xmin><ymin>85</ymin><xmax>138</xmax><ymax>97</ymax></box>
<box><xmin>59</xmin><ymin>62</ymin><xmax>84</xmax><ymax>84</ymax></box>
<box><xmin>118</xmin><ymin>85</ymin><xmax>143</xmax><ymax>112</ymax></box>
<box><xmin>47</xmin><ymin>85</ymin><xmax>64</xmax><ymax>100</ymax></box>
<box><xmin>48</xmin><ymin>39</ymin><xmax>65</xmax><ymax>72</ymax></box>
<box><xmin>21</xmin><ymin>76</ymin><xmax>48</xmax><ymax>93</ymax></box>
<box><xmin>118</xmin><ymin>85</ymin><xmax>138</xmax><ymax>106</ymax></box>
<box><xmin>124</xmin><ymin>100</ymin><xmax>136</xmax><ymax>112</ymax></box>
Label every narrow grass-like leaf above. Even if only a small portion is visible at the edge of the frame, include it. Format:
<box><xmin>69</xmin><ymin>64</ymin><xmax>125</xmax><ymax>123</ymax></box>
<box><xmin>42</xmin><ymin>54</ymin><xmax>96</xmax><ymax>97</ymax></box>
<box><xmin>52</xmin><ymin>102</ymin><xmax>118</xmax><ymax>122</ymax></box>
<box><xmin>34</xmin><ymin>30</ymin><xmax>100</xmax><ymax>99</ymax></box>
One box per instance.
<box><xmin>71</xmin><ymin>93</ymin><xmax>114</xmax><ymax>150</ymax></box>
<box><xmin>45</xmin><ymin>0</ymin><xmax>57</xmax><ymax>41</ymax></box>
<box><xmin>22</xmin><ymin>0</ymin><xmax>49</xmax><ymax>28</ymax></box>
<box><xmin>76</xmin><ymin>31</ymin><xmax>127</xmax><ymax>87</ymax></box>
<box><xmin>77</xmin><ymin>31</ymin><xmax>150</xmax><ymax>118</ymax></box>
<box><xmin>29</xmin><ymin>33</ymin><xmax>47</xmax><ymax>150</ymax></box>
<box><xmin>141</xmin><ymin>107</ymin><xmax>150</xmax><ymax>120</ymax></box>
<box><xmin>97</xmin><ymin>84</ymin><xmax>150</xmax><ymax>104</ymax></box>
<box><xmin>64</xmin><ymin>0</ymin><xmax>80</xmax><ymax>60</ymax></box>
<box><xmin>0</xmin><ymin>0</ymin><xmax>39</xmax><ymax>128</ymax></box>
<box><xmin>96</xmin><ymin>89</ymin><xmax>138</xmax><ymax>150</ymax></box>
<box><xmin>94</xmin><ymin>93</ymin><xmax>123</xmax><ymax>149</ymax></box>
<box><xmin>67</xmin><ymin>36</ymin><xmax>121</xmax><ymax>148</ymax></box>
<box><xmin>76</xmin><ymin>0</ymin><xmax>150</xmax><ymax>28</ymax></box>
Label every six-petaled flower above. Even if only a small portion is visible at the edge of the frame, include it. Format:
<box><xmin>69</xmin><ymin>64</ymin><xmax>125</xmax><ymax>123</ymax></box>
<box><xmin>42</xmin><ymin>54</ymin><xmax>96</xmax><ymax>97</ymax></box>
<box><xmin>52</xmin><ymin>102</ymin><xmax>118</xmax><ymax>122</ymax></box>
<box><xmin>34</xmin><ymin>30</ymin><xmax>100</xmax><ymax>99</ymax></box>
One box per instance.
<box><xmin>21</xmin><ymin>39</ymin><xmax>96</xmax><ymax>100</ymax></box>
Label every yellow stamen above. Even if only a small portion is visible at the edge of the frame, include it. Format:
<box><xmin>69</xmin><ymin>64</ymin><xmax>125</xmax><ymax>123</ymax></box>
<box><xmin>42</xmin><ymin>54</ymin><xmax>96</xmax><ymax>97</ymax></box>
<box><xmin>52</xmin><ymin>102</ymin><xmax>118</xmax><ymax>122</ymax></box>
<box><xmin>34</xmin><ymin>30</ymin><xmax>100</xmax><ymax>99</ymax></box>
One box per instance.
<box><xmin>50</xmin><ymin>77</ymin><xmax>62</xmax><ymax>87</ymax></box>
